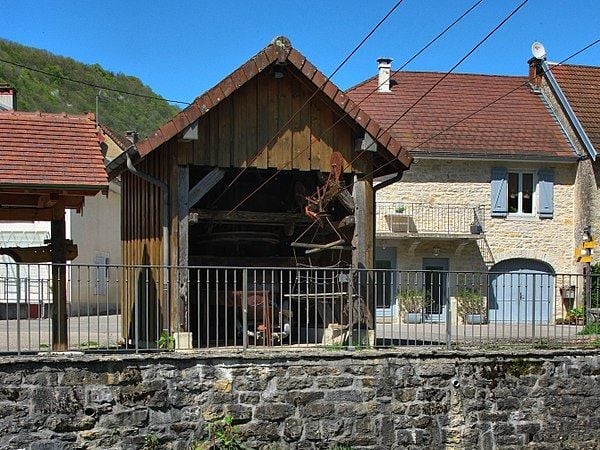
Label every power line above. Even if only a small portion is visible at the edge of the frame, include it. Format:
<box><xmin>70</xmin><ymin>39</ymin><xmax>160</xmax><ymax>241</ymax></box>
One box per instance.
<box><xmin>0</xmin><ymin>57</ymin><xmax>191</xmax><ymax>105</ymax></box>
<box><xmin>375</xmin><ymin>0</ymin><xmax>529</xmax><ymax>147</ymax></box>
<box><xmin>211</xmin><ymin>0</ymin><xmax>406</xmax><ymax>207</ymax></box>
<box><xmin>228</xmin><ymin>0</ymin><xmax>526</xmax><ymax>214</ymax></box>
<box><xmin>355</xmin><ymin>37</ymin><xmax>600</xmax><ymax>187</ymax></box>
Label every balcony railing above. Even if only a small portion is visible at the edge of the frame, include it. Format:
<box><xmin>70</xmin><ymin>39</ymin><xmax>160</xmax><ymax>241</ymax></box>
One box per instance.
<box><xmin>376</xmin><ymin>202</ymin><xmax>485</xmax><ymax>236</ymax></box>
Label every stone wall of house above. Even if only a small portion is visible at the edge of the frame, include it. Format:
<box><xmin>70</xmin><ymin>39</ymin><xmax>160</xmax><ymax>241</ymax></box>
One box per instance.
<box><xmin>0</xmin><ymin>350</ymin><xmax>599</xmax><ymax>450</ymax></box>
<box><xmin>377</xmin><ymin>158</ymin><xmax>579</xmax><ymax>274</ymax></box>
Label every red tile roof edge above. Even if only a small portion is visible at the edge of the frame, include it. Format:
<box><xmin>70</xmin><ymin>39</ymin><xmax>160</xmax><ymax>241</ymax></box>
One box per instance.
<box><xmin>98</xmin><ymin>123</ymin><xmax>130</xmax><ymax>151</ymax></box>
<box><xmin>130</xmin><ymin>36</ymin><xmax>412</xmax><ymax>170</ymax></box>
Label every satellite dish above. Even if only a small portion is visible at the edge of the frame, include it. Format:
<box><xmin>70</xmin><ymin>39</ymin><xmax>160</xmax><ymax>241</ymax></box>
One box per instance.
<box><xmin>531</xmin><ymin>42</ymin><xmax>547</xmax><ymax>59</ymax></box>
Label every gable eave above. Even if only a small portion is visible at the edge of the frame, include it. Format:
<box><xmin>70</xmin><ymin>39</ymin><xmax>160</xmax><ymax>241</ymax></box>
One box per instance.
<box><xmin>121</xmin><ymin>37</ymin><xmax>410</xmax><ymax>174</ymax></box>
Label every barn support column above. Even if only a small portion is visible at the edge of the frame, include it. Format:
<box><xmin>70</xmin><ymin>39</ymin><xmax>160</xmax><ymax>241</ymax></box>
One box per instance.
<box><xmin>175</xmin><ymin>166</ymin><xmax>225</xmax><ymax>348</ymax></box>
<box><xmin>352</xmin><ymin>177</ymin><xmax>375</xmax><ymax>334</ymax></box>
<box><xmin>177</xmin><ymin>166</ymin><xmax>189</xmax><ymax>335</ymax></box>
<box><xmin>51</xmin><ymin>200</ymin><xmax>68</xmax><ymax>351</ymax></box>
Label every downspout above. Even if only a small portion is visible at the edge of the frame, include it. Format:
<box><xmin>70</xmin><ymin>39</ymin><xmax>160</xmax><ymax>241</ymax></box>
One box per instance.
<box><xmin>125</xmin><ymin>149</ymin><xmax>170</xmax><ymax>331</ymax></box>
<box><xmin>373</xmin><ymin>171</ymin><xmax>404</xmax><ymax>192</ymax></box>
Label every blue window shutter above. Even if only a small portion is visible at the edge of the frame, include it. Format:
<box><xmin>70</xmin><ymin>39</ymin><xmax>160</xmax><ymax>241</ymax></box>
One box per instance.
<box><xmin>490</xmin><ymin>167</ymin><xmax>508</xmax><ymax>217</ymax></box>
<box><xmin>538</xmin><ymin>168</ymin><xmax>554</xmax><ymax>219</ymax></box>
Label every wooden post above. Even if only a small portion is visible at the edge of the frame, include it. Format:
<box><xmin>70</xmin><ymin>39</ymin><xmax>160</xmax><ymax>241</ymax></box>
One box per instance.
<box><xmin>177</xmin><ymin>165</ymin><xmax>189</xmax><ymax>332</ymax></box>
<box><xmin>352</xmin><ymin>177</ymin><xmax>375</xmax><ymax>331</ymax></box>
<box><xmin>51</xmin><ymin>201</ymin><xmax>68</xmax><ymax>351</ymax></box>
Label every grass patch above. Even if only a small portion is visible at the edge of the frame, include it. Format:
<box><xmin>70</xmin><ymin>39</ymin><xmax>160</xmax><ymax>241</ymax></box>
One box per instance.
<box><xmin>578</xmin><ymin>322</ymin><xmax>600</xmax><ymax>335</ymax></box>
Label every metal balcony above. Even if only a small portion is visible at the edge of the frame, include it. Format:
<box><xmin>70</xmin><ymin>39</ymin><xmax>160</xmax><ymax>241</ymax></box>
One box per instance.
<box><xmin>376</xmin><ymin>202</ymin><xmax>486</xmax><ymax>238</ymax></box>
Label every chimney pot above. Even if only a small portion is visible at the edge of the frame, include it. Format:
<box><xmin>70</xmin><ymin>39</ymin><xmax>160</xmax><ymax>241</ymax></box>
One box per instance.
<box><xmin>0</xmin><ymin>84</ymin><xmax>17</xmax><ymax>110</ymax></box>
<box><xmin>125</xmin><ymin>130</ymin><xmax>139</xmax><ymax>144</ymax></box>
<box><xmin>377</xmin><ymin>57</ymin><xmax>393</xmax><ymax>93</ymax></box>
<box><xmin>527</xmin><ymin>57</ymin><xmax>543</xmax><ymax>90</ymax></box>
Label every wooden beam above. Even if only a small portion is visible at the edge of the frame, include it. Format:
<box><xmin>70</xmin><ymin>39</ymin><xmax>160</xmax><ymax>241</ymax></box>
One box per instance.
<box><xmin>177</xmin><ymin>166</ymin><xmax>189</xmax><ymax>332</ymax></box>
<box><xmin>0</xmin><ymin>193</ymin><xmax>85</xmax><ymax>210</ymax></box>
<box><xmin>51</xmin><ymin>200</ymin><xmax>68</xmax><ymax>351</ymax></box>
<box><xmin>188</xmin><ymin>167</ymin><xmax>225</xmax><ymax>207</ymax></box>
<box><xmin>0</xmin><ymin>208</ymin><xmax>55</xmax><ymax>221</ymax></box>
<box><xmin>190</xmin><ymin>209</ymin><xmax>312</xmax><ymax>225</ymax></box>
<box><xmin>352</xmin><ymin>177</ymin><xmax>374</xmax><ymax>330</ymax></box>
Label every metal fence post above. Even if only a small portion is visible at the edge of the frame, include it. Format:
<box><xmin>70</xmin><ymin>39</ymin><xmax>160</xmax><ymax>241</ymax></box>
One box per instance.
<box><xmin>16</xmin><ymin>264</ymin><xmax>21</xmax><ymax>355</ymax></box>
<box><xmin>242</xmin><ymin>268</ymin><xmax>248</xmax><ymax>351</ymax></box>
<box><xmin>445</xmin><ymin>274</ymin><xmax>451</xmax><ymax>350</ymax></box>
<box><xmin>347</xmin><ymin>269</ymin><xmax>354</xmax><ymax>350</ymax></box>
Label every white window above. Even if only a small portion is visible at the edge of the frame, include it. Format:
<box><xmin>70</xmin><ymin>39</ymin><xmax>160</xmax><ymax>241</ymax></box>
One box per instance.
<box><xmin>508</xmin><ymin>171</ymin><xmax>534</xmax><ymax>215</ymax></box>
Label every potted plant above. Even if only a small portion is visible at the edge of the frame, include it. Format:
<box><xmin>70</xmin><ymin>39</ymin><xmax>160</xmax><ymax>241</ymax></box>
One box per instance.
<box><xmin>456</xmin><ymin>288</ymin><xmax>487</xmax><ymax>324</ymax></box>
<box><xmin>569</xmin><ymin>306</ymin><xmax>585</xmax><ymax>325</ymax></box>
<box><xmin>397</xmin><ymin>288</ymin><xmax>429</xmax><ymax>323</ymax></box>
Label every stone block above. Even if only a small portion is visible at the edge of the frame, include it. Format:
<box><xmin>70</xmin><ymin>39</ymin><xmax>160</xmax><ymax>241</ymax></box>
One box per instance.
<box><xmin>254</xmin><ymin>403</ymin><xmax>295</xmax><ymax>421</ymax></box>
<box><xmin>173</xmin><ymin>332</ymin><xmax>193</xmax><ymax>350</ymax></box>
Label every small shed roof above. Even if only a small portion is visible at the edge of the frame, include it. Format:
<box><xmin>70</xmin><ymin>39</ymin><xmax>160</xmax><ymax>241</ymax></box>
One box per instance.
<box><xmin>0</xmin><ymin>110</ymin><xmax>108</xmax><ymax>219</ymax></box>
<box><xmin>0</xmin><ymin>110</ymin><xmax>108</xmax><ymax>190</ymax></box>
<box><xmin>347</xmin><ymin>71</ymin><xmax>576</xmax><ymax>160</ymax></box>
<box><xmin>111</xmin><ymin>36</ymin><xmax>411</xmax><ymax>176</ymax></box>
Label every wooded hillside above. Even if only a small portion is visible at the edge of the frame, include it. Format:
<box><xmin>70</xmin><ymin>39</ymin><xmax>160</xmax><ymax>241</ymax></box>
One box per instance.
<box><xmin>0</xmin><ymin>38</ymin><xmax>180</xmax><ymax>138</ymax></box>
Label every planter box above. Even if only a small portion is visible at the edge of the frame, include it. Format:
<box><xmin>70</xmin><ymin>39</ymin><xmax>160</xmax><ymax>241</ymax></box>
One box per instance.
<box><xmin>385</xmin><ymin>214</ymin><xmax>416</xmax><ymax>233</ymax></box>
<box><xmin>403</xmin><ymin>312</ymin><xmax>424</xmax><ymax>324</ymax></box>
<box><xmin>470</xmin><ymin>223</ymin><xmax>483</xmax><ymax>234</ymax></box>
<box><xmin>465</xmin><ymin>314</ymin><xmax>487</xmax><ymax>325</ymax></box>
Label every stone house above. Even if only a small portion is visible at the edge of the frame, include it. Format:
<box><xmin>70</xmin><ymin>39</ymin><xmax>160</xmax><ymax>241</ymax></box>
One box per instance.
<box><xmin>347</xmin><ymin>58</ymin><xmax>585</xmax><ymax>324</ymax></box>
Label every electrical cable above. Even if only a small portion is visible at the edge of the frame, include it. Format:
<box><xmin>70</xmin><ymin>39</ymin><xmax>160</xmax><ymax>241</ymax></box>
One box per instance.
<box><xmin>350</xmin><ymin>37</ymin><xmax>600</xmax><ymax>189</ymax></box>
<box><xmin>227</xmin><ymin>0</ymin><xmax>527</xmax><ymax>214</ymax></box>
<box><xmin>211</xmin><ymin>0</ymin><xmax>406</xmax><ymax>207</ymax></box>
<box><xmin>0</xmin><ymin>57</ymin><xmax>191</xmax><ymax>105</ymax></box>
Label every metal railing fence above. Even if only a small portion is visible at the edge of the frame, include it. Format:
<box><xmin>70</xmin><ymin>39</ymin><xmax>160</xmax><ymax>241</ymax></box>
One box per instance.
<box><xmin>376</xmin><ymin>202</ymin><xmax>486</xmax><ymax>235</ymax></box>
<box><xmin>0</xmin><ymin>263</ymin><xmax>598</xmax><ymax>354</ymax></box>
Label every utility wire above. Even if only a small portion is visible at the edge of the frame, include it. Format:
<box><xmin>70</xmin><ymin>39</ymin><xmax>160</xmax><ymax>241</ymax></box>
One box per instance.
<box><xmin>211</xmin><ymin>0</ymin><xmax>405</xmax><ymax>207</ymax></box>
<box><xmin>366</xmin><ymin>0</ymin><xmax>529</xmax><ymax>154</ymax></box>
<box><xmin>352</xmin><ymin>37</ymin><xmax>600</xmax><ymax>189</ymax></box>
<box><xmin>228</xmin><ymin>0</ymin><xmax>525</xmax><ymax>214</ymax></box>
<box><xmin>0</xmin><ymin>57</ymin><xmax>191</xmax><ymax>105</ymax></box>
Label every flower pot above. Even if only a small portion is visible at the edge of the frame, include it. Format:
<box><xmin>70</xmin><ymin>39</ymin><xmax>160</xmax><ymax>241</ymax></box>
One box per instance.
<box><xmin>470</xmin><ymin>223</ymin><xmax>483</xmax><ymax>234</ymax></box>
<box><xmin>465</xmin><ymin>314</ymin><xmax>487</xmax><ymax>325</ymax></box>
<box><xmin>403</xmin><ymin>312</ymin><xmax>424</xmax><ymax>324</ymax></box>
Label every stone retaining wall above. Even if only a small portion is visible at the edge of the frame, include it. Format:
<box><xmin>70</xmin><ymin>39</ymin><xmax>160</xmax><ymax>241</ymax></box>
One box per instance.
<box><xmin>0</xmin><ymin>349</ymin><xmax>599</xmax><ymax>449</ymax></box>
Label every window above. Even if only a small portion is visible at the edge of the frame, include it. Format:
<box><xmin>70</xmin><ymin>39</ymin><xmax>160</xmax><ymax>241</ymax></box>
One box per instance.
<box><xmin>508</xmin><ymin>172</ymin><xmax>534</xmax><ymax>214</ymax></box>
<box><xmin>491</xmin><ymin>167</ymin><xmax>553</xmax><ymax>219</ymax></box>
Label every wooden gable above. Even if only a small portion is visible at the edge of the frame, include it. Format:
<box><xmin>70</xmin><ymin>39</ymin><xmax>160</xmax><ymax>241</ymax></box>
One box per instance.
<box><xmin>176</xmin><ymin>66</ymin><xmax>361</xmax><ymax>174</ymax></box>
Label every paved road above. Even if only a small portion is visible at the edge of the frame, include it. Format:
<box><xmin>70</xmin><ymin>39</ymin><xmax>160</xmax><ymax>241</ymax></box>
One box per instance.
<box><xmin>0</xmin><ymin>315</ymin><xmax>592</xmax><ymax>353</ymax></box>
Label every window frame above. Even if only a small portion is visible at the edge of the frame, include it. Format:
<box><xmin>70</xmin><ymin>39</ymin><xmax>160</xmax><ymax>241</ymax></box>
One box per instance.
<box><xmin>507</xmin><ymin>170</ymin><xmax>537</xmax><ymax>217</ymax></box>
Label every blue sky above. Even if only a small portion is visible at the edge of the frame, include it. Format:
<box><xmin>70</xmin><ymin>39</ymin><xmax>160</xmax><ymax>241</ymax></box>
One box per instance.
<box><xmin>1</xmin><ymin>1</ymin><xmax>599</xmax><ymax>105</ymax></box>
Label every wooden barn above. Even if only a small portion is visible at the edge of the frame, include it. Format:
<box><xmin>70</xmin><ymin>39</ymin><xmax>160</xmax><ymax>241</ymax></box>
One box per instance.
<box><xmin>107</xmin><ymin>37</ymin><xmax>412</xmax><ymax>346</ymax></box>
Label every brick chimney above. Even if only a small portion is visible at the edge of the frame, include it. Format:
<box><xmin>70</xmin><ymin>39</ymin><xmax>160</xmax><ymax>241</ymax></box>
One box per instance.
<box><xmin>0</xmin><ymin>84</ymin><xmax>16</xmax><ymax>110</ymax></box>
<box><xmin>125</xmin><ymin>130</ymin><xmax>139</xmax><ymax>144</ymax></box>
<box><xmin>377</xmin><ymin>57</ymin><xmax>393</xmax><ymax>93</ymax></box>
<box><xmin>528</xmin><ymin>42</ymin><xmax>547</xmax><ymax>90</ymax></box>
<box><xmin>528</xmin><ymin>57</ymin><xmax>544</xmax><ymax>90</ymax></box>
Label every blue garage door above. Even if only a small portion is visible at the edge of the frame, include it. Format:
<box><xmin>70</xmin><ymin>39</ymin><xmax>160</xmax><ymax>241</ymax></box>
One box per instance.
<box><xmin>489</xmin><ymin>259</ymin><xmax>554</xmax><ymax>323</ymax></box>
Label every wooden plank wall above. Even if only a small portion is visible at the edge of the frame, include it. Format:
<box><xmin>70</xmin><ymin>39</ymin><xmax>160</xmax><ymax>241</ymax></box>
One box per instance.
<box><xmin>121</xmin><ymin>149</ymin><xmax>168</xmax><ymax>341</ymax></box>
<box><xmin>177</xmin><ymin>70</ymin><xmax>357</xmax><ymax>173</ymax></box>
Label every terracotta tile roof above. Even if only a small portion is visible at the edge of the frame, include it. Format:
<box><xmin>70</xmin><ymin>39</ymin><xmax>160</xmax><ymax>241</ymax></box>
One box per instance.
<box><xmin>550</xmin><ymin>64</ymin><xmax>600</xmax><ymax>153</ymax></box>
<box><xmin>98</xmin><ymin>123</ymin><xmax>131</xmax><ymax>151</ymax></box>
<box><xmin>0</xmin><ymin>111</ymin><xmax>108</xmax><ymax>189</ymax></box>
<box><xmin>128</xmin><ymin>36</ymin><xmax>411</xmax><ymax>174</ymax></box>
<box><xmin>346</xmin><ymin>71</ymin><xmax>576</xmax><ymax>159</ymax></box>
